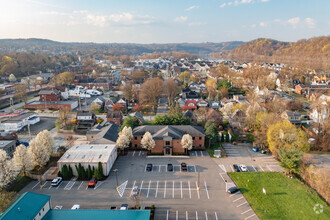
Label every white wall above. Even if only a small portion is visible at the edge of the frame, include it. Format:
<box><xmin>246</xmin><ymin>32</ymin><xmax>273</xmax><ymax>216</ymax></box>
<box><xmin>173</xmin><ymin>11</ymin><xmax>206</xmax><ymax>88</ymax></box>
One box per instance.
<box><xmin>34</xmin><ymin>200</ymin><xmax>50</xmax><ymax>220</ymax></box>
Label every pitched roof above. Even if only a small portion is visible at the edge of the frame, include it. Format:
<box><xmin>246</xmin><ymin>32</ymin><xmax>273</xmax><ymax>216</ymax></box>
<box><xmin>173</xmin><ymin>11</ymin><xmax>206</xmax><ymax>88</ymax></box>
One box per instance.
<box><xmin>129</xmin><ymin>111</ymin><xmax>144</xmax><ymax>120</ymax></box>
<box><xmin>133</xmin><ymin>125</ymin><xmax>205</xmax><ymax>139</ymax></box>
<box><xmin>90</xmin><ymin>123</ymin><xmax>119</xmax><ymax>144</ymax></box>
<box><xmin>106</xmin><ymin>111</ymin><xmax>123</xmax><ymax>119</ymax></box>
<box><xmin>38</xmin><ymin>90</ymin><xmax>60</xmax><ymax>95</ymax></box>
<box><xmin>0</xmin><ymin>192</ymin><xmax>50</xmax><ymax>220</ymax></box>
<box><xmin>77</xmin><ymin>111</ymin><xmax>94</xmax><ymax>117</ymax></box>
<box><xmin>206</xmin><ymin>108</ymin><xmax>221</xmax><ymax>119</ymax></box>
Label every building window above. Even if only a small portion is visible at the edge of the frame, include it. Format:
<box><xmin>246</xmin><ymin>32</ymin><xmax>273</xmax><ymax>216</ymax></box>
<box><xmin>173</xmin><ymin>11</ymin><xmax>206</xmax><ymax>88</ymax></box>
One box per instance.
<box><xmin>135</xmin><ymin>144</ymin><xmax>137</xmax><ymax>148</ymax></box>
<box><xmin>134</xmin><ymin>137</ymin><xmax>137</xmax><ymax>140</ymax></box>
<box><xmin>166</xmin><ymin>141</ymin><xmax>170</xmax><ymax>145</ymax></box>
<box><xmin>199</xmin><ymin>137</ymin><xmax>202</xmax><ymax>140</ymax></box>
<box><xmin>199</xmin><ymin>144</ymin><xmax>202</xmax><ymax>148</ymax></box>
<box><xmin>39</xmin><ymin>213</ymin><xmax>41</xmax><ymax>216</ymax></box>
<box><xmin>43</xmin><ymin>208</ymin><xmax>44</xmax><ymax>211</ymax></box>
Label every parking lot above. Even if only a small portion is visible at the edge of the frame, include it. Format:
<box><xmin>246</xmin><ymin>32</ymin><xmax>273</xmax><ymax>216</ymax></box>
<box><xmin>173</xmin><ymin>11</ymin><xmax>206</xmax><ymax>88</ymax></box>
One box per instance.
<box><xmin>20</xmin><ymin>149</ymin><xmax>261</xmax><ymax>219</ymax></box>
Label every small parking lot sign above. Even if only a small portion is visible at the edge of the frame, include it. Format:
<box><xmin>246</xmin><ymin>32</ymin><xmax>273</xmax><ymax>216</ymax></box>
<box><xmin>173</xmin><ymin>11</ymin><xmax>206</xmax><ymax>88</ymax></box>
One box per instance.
<box><xmin>214</xmin><ymin>150</ymin><xmax>221</xmax><ymax>158</ymax></box>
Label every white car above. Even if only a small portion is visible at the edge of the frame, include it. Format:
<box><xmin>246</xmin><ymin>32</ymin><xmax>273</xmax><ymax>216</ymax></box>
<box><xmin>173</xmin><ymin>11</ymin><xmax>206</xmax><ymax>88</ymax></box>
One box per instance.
<box><xmin>71</xmin><ymin>204</ymin><xmax>80</xmax><ymax>210</ymax></box>
<box><xmin>132</xmin><ymin>186</ymin><xmax>139</xmax><ymax>196</ymax></box>
<box><xmin>120</xmin><ymin>204</ymin><xmax>128</xmax><ymax>210</ymax></box>
<box><xmin>240</xmin><ymin>165</ymin><xmax>248</xmax><ymax>172</ymax></box>
<box><xmin>51</xmin><ymin>177</ymin><xmax>62</xmax><ymax>187</ymax></box>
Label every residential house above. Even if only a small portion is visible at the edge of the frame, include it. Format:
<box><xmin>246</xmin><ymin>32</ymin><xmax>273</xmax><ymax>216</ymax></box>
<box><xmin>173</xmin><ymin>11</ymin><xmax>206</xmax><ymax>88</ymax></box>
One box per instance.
<box><xmin>91</xmin><ymin>97</ymin><xmax>106</xmax><ymax>109</ymax></box>
<box><xmin>129</xmin><ymin>112</ymin><xmax>144</xmax><ymax>124</ymax></box>
<box><xmin>281</xmin><ymin>111</ymin><xmax>302</xmax><ymax>124</ymax></box>
<box><xmin>106</xmin><ymin>111</ymin><xmax>123</xmax><ymax>126</ymax></box>
<box><xmin>183</xmin><ymin>110</ymin><xmax>198</xmax><ymax>125</ymax></box>
<box><xmin>230</xmin><ymin>109</ymin><xmax>247</xmax><ymax>131</ymax></box>
<box><xmin>128</xmin><ymin>99</ymin><xmax>138</xmax><ymax>110</ymax></box>
<box><xmin>233</xmin><ymin>95</ymin><xmax>247</xmax><ymax>103</ymax></box>
<box><xmin>104</xmin><ymin>99</ymin><xmax>115</xmax><ymax>111</ymax></box>
<box><xmin>197</xmin><ymin>99</ymin><xmax>208</xmax><ymax>108</ymax></box>
<box><xmin>177</xmin><ymin>98</ymin><xmax>186</xmax><ymax>107</ymax></box>
<box><xmin>0</xmin><ymin>140</ymin><xmax>17</xmax><ymax>157</ymax></box>
<box><xmin>87</xmin><ymin>123</ymin><xmax>119</xmax><ymax>144</ymax></box>
<box><xmin>209</xmin><ymin>101</ymin><xmax>220</xmax><ymax>110</ymax></box>
<box><xmin>75</xmin><ymin>111</ymin><xmax>96</xmax><ymax>133</ymax></box>
<box><xmin>39</xmin><ymin>90</ymin><xmax>61</xmax><ymax>102</ymax></box>
<box><xmin>182</xmin><ymin>100</ymin><xmax>197</xmax><ymax>111</ymax></box>
<box><xmin>206</xmin><ymin>109</ymin><xmax>223</xmax><ymax>125</ymax></box>
<box><xmin>131</xmin><ymin>125</ymin><xmax>205</xmax><ymax>155</ymax></box>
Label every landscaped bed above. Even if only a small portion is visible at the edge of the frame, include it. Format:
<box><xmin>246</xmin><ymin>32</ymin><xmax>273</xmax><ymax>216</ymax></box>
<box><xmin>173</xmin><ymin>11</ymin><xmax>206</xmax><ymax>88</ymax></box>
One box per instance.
<box><xmin>228</xmin><ymin>172</ymin><xmax>329</xmax><ymax>220</ymax></box>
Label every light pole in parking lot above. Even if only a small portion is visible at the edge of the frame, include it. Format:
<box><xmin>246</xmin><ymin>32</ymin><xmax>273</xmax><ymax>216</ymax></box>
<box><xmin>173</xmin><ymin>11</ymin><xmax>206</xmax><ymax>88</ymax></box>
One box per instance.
<box><xmin>113</xmin><ymin>169</ymin><xmax>119</xmax><ymax>189</ymax></box>
<box><xmin>197</xmin><ymin>169</ymin><xmax>200</xmax><ymax>190</ymax></box>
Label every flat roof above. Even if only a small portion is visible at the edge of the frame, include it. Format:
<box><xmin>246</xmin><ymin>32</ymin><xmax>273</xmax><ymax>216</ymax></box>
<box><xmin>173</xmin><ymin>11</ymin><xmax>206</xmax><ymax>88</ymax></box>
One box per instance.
<box><xmin>26</xmin><ymin>101</ymin><xmax>77</xmax><ymax>105</ymax></box>
<box><xmin>57</xmin><ymin>144</ymin><xmax>116</xmax><ymax>164</ymax></box>
<box><xmin>43</xmin><ymin>210</ymin><xmax>150</xmax><ymax>220</ymax></box>
<box><xmin>0</xmin><ymin>112</ymin><xmax>37</xmax><ymax>123</ymax></box>
<box><xmin>0</xmin><ymin>140</ymin><xmax>16</xmax><ymax>147</ymax></box>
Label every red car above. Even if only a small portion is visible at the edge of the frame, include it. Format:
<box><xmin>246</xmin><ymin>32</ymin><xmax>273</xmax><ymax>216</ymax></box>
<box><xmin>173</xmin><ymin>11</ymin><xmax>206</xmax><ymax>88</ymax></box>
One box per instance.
<box><xmin>88</xmin><ymin>178</ymin><xmax>97</xmax><ymax>188</ymax></box>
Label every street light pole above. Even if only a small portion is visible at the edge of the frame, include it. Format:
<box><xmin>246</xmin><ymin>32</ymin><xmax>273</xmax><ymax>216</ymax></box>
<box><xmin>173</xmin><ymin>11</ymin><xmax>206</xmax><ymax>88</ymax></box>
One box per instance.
<box><xmin>113</xmin><ymin>169</ymin><xmax>119</xmax><ymax>189</ymax></box>
<box><xmin>197</xmin><ymin>169</ymin><xmax>200</xmax><ymax>190</ymax></box>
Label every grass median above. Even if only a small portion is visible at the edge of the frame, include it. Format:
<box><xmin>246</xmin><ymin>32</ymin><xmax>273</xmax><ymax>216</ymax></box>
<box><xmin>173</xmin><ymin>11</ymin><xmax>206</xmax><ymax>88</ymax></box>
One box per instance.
<box><xmin>228</xmin><ymin>172</ymin><xmax>329</xmax><ymax>220</ymax></box>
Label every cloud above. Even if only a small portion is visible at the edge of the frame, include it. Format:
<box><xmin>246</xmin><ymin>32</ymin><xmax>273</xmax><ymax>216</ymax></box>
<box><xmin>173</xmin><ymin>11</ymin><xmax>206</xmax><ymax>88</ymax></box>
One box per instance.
<box><xmin>185</xmin><ymin>5</ymin><xmax>199</xmax><ymax>11</ymax></box>
<box><xmin>287</xmin><ymin>17</ymin><xmax>300</xmax><ymax>27</ymax></box>
<box><xmin>251</xmin><ymin>24</ymin><xmax>257</xmax><ymax>28</ymax></box>
<box><xmin>174</xmin><ymin>16</ymin><xmax>188</xmax><ymax>23</ymax></box>
<box><xmin>220</xmin><ymin>3</ymin><xmax>227</xmax><ymax>8</ymax></box>
<box><xmin>221</xmin><ymin>0</ymin><xmax>268</xmax><ymax>7</ymax></box>
<box><xmin>260</xmin><ymin>0</ymin><xmax>270</xmax><ymax>2</ymax></box>
<box><xmin>259</xmin><ymin>22</ymin><xmax>267</xmax><ymax>27</ymax></box>
<box><xmin>86</xmin><ymin>14</ymin><xmax>107</xmax><ymax>27</ymax></box>
<box><xmin>304</xmin><ymin>18</ymin><xmax>315</xmax><ymax>28</ymax></box>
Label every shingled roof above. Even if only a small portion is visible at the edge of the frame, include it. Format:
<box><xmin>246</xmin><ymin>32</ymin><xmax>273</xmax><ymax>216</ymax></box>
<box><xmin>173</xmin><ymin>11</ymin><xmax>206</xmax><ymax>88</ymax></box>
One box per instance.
<box><xmin>132</xmin><ymin>125</ymin><xmax>205</xmax><ymax>140</ymax></box>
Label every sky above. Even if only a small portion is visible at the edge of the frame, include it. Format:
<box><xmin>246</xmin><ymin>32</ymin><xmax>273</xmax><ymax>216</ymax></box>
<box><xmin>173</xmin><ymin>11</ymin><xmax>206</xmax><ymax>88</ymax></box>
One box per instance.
<box><xmin>0</xmin><ymin>0</ymin><xmax>329</xmax><ymax>43</ymax></box>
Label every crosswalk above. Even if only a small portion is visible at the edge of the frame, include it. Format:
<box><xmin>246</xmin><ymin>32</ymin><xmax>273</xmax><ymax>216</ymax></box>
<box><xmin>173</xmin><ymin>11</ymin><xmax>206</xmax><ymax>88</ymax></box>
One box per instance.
<box><xmin>223</xmin><ymin>145</ymin><xmax>241</xmax><ymax>157</ymax></box>
<box><xmin>165</xmin><ymin>210</ymin><xmax>219</xmax><ymax>220</ymax></box>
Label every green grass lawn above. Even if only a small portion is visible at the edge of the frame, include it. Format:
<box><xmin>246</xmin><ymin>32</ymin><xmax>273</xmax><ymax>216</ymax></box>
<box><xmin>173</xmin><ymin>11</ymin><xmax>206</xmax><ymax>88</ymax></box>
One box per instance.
<box><xmin>228</xmin><ymin>172</ymin><xmax>329</xmax><ymax>220</ymax></box>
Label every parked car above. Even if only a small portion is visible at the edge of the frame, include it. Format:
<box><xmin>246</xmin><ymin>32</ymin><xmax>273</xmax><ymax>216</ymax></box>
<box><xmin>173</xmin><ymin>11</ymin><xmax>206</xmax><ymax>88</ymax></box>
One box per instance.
<box><xmin>88</xmin><ymin>178</ymin><xmax>97</xmax><ymax>188</ymax></box>
<box><xmin>240</xmin><ymin>165</ymin><xmax>248</xmax><ymax>172</ymax></box>
<box><xmin>167</xmin><ymin>164</ymin><xmax>173</xmax><ymax>172</ymax></box>
<box><xmin>233</xmin><ymin>164</ymin><xmax>240</xmax><ymax>172</ymax></box>
<box><xmin>110</xmin><ymin>206</ymin><xmax>117</xmax><ymax>210</ymax></box>
<box><xmin>181</xmin><ymin>163</ymin><xmax>188</xmax><ymax>172</ymax></box>
<box><xmin>252</xmin><ymin>147</ymin><xmax>259</xmax><ymax>152</ymax></box>
<box><xmin>146</xmin><ymin>163</ymin><xmax>153</xmax><ymax>172</ymax></box>
<box><xmin>132</xmin><ymin>186</ymin><xmax>139</xmax><ymax>196</ymax></box>
<box><xmin>227</xmin><ymin>187</ymin><xmax>239</xmax><ymax>194</ymax></box>
<box><xmin>51</xmin><ymin>177</ymin><xmax>62</xmax><ymax>187</ymax></box>
<box><xmin>120</xmin><ymin>204</ymin><xmax>128</xmax><ymax>210</ymax></box>
<box><xmin>71</xmin><ymin>204</ymin><xmax>80</xmax><ymax>210</ymax></box>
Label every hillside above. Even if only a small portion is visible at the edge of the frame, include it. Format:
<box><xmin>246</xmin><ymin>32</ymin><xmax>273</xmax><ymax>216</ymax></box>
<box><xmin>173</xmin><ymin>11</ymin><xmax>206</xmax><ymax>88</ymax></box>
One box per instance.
<box><xmin>219</xmin><ymin>36</ymin><xmax>330</xmax><ymax>66</ymax></box>
<box><xmin>0</xmin><ymin>39</ymin><xmax>244</xmax><ymax>57</ymax></box>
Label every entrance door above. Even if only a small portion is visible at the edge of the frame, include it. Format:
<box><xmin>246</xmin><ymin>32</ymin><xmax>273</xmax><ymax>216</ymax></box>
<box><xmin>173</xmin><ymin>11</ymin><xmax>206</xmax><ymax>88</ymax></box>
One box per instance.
<box><xmin>166</xmin><ymin>148</ymin><xmax>171</xmax><ymax>155</ymax></box>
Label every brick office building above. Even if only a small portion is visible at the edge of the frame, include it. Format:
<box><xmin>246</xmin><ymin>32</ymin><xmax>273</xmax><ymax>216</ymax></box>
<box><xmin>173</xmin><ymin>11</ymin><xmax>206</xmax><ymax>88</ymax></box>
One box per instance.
<box><xmin>132</xmin><ymin>125</ymin><xmax>205</xmax><ymax>155</ymax></box>
<box><xmin>39</xmin><ymin>90</ymin><xmax>61</xmax><ymax>102</ymax></box>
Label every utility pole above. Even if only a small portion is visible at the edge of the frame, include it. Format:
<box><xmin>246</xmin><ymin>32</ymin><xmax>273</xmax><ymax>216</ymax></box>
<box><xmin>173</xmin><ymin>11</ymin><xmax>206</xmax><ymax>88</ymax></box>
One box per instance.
<box><xmin>197</xmin><ymin>169</ymin><xmax>200</xmax><ymax>190</ymax></box>
<box><xmin>113</xmin><ymin>169</ymin><xmax>119</xmax><ymax>189</ymax></box>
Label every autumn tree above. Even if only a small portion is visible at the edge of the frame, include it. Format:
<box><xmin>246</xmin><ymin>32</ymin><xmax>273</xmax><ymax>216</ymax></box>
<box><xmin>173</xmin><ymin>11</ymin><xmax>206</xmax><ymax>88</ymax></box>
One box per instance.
<box><xmin>220</xmin><ymin>102</ymin><xmax>234</xmax><ymax>116</ymax></box>
<box><xmin>28</xmin><ymin>130</ymin><xmax>54</xmax><ymax>167</ymax></box>
<box><xmin>181</xmin><ymin>134</ymin><xmax>193</xmax><ymax>153</ymax></box>
<box><xmin>112</xmin><ymin>103</ymin><xmax>126</xmax><ymax>112</ymax></box>
<box><xmin>164</xmin><ymin>78</ymin><xmax>179</xmax><ymax>107</ymax></box>
<box><xmin>12</xmin><ymin>144</ymin><xmax>33</xmax><ymax>176</ymax></box>
<box><xmin>9</xmin><ymin>74</ymin><xmax>16</xmax><ymax>82</ymax></box>
<box><xmin>14</xmin><ymin>83</ymin><xmax>28</xmax><ymax>104</ymax></box>
<box><xmin>311</xmin><ymin>100</ymin><xmax>329</xmax><ymax>151</ymax></box>
<box><xmin>179</xmin><ymin>71</ymin><xmax>191</xmax><ymax>82</ymax></box>
<box><xmin>139</xmin><ymin>78</ymin><xmax>163</xmax><ymax>112</ymax></box>
<box><xmin>132</xmin><ymin>70</ymin><xmax>149</xmax><ymax>84</ymax></box>
<box><xmin>279</xmin><ymin>148</ymin><xmax>303</xmax><ymax>175</ymax></box>
<box><xmin>90</xmin><ymin>102</ymin><xmax>101</xmax><ymax>113</ymax></box>
<box><xmin>0</xmin><ymin>191</ymin><xmax>17</xmax><ymax>212</ymax></box>
<box><xmin>141</xmin><ymin>132</ymin><xmax>155</xmax><ymax>151</ymax></box>
<box><xmin>242</xmin><ymin>65</ymin><xmax>269</xmax><ymax>87</ymax></box>
<box><xmin>56</xmin><ymin>108</ymin><xmax>72</xmax><ymax>130</ymax></box>
<box><xmin>211</xmin><ymin>62</ymin><xmax>230</xmax><ymax>79</ymax></box>
<box><xmin>205</xmin><ymin>78</ymin><xmax>217</xmax><ymax>100</ymax></box>
<box><xmin>121</xmin><ymin>81</ymin><xmax>139</xmax><ymax>100</ymax></box>
<box><xmin>54</xmin><ymin>72</ymin><xmax>75</xmax><ymax>86</ymax></box>
<box><xmin>267</xmin><ymin>120</ymin><xmax>309</xmax><ymax>157</ymax></box>
<box><xmin>121</xmin><ymin>116</ymin><xmax>139</xmax><ymax>131</ymax></box>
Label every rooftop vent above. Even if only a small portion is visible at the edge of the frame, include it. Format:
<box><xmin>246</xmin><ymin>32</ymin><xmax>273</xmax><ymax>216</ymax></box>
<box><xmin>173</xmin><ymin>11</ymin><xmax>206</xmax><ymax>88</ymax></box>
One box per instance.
<box><xmin>82</xmin><ymin>155</ymin><xmax>86</xmax><ymax>159</ymax></box>
<box><xmin>90</xmin><ymin>146</ymin><xmax>93</xmax><ymax>149</ymax></box>
<box><xmin>66</xmin><ymin>154</ymin><xmax>70</xmax><ymax>159</ymax></box>
<box><xmin>98</xmin><ymin>154</ymin><xmax>102</xmax><ymax>159</ymax></box>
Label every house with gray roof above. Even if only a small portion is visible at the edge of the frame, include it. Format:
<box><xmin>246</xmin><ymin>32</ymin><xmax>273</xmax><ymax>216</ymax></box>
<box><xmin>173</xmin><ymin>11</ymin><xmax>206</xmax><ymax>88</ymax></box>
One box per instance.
<box><xmin>132</xmin><ymin>125</ymin><xmax>205</xmax><ymax>155</ymax></box>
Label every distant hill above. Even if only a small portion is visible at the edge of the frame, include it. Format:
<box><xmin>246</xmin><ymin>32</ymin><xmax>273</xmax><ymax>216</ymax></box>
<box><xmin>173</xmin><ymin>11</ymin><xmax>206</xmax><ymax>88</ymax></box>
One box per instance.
<box><xmin>218</xmin><ymin>36</ymin><xmax>330</xmax><ymax>66</ymax></box>
<box><xmin>0</xmin><ymin>38</ymin><xmax>244</xmax><ymax>57</ymax></box>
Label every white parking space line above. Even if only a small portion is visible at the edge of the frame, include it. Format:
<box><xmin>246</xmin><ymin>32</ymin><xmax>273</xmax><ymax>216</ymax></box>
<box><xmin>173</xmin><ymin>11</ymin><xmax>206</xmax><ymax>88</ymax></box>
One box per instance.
<box><xmin>94</xmin><ymin>181</ymin><xmax>103</xmax><ymax>190</ymax></box>
<box><xmin>215</xmin><ymin>212</ymin><xmax>218</xmax><ymax>220</ymax></box>
<box><xmin>147</xmin><ymin>180</ymin><xmax>151</xmax><ymax>198</ymax></box>
<box><xmin>139</xmin><ymin>151</ymin><xmax>142</xmax><ymax>156</ymax></box>
<box><xmin>194</xmin><ymin>165</ymin><xmax>197</xmax><ymax>173</ymax></box>
<box><xmin>32</xmin><ymin>181</ymin><xmax>40</xmax><ymax>189</ymax></box>
<box><xmin>204</xmin><ymin>181</ymin><xmax>210</xmax><ymax>199</ymax></box>
<box><xmin>267</xmin><ymin>165</ymin><xmax>273</xmax><ymax>171</ymax></box>
<box><xmin>186</xmin><ymin>211</ymin><xmax>188</xmax><ymax>220</ymax></box>
<box><xmin>176</xmin><ymin>210</ymin><xmax>178</xmax><ymax>220</ymax></box>
<box><xmin>205</xmin><ymin>212</ymin><xmax>208</xmax><ymax>220</ymax></box>
<box><xmin>155</xmin><ymin>181</ymin><xmax>159</xmax><ymax>198</ymax></box>
<box><xmin>56</xmin><ymin>181</ymin><xmax>63</xmax><ymax>190</ymax></box>
<box><xmin>241</xmin><ymin>209</ymin><xmax>252</xmax><ymax>215</ymax></box>
<box><xmin>130</xmin><ymin>180</ymin><xmax>136</xmax><ymax>196</ymax></box>
<box><xmin>230</xmin><ymin>165</ymin><xmax>234</xmax><ymax>172</ymax></box>
<box><xmin>196</xmin><ymin>182</ymin><xmax>200</xmax><ymax>199</ymax></box>
<box><xmin>180</xmin><ymin>181</ymin><xmax>183</xmax><ymax>199</ymax></box>
<box><xmin>166</xmin><ymin>210</ymin><xmax>169</xmax><ymax>220</ymax></box>
<box><xmin>48</xmin><ymin>184</ymin><xmax>52</xmax><ymax>189</ymax></box>
<box><xmin>245</xmin><ymin>214</ymin><xmax>256</xmax><ymax>220</ymax></box>
<box><xmin>64</xmin><ymin>181</ymin><xmax>76</xmax><ymax>190</ymax></box>
<box><xmin>196</xmin><ymin>211</ymin><xmax>198</xmax><ymax>220</ymax></box>
<box><xmin>139</xmin><ymin>181</ymin><xmax>144</xmax><ymax>194</ymax></box>
<box><xmin>259</xmin><ymin>165</ymin><xmax>264</xmax><ymax>172</ymax></box>
<box><xmin>251</xmin><ymin>166</ymin><xmax>257</xmax><ymax>172</ymax></box>
<box><xmin>230</xmin><ymin>191</ymin><xmax>241</xmax><ymax>197</ymax></box>
<box><xmin>233</xmin><ymin>196</ymin><xmax>243</xmax><ymax>202</ymax></box>
<box><xmin>132</xmin><ymin>151</ymin><xmax>135</xmax><ymax>156</ymax></box>
<box><xmin>77</xmin><ymin>181</ymin><xmax>83</xmax><ymax>190</ymax></box>
<box><xmin>188</xmin><ymin>181</ymin><xmax>191</xmax><ymax>198</ymax></box>
<box><xmin>219</xmin><ymin>165</ymin><xmax>227</xmax><ymax>173</ymax></box>
<box><xmin>164</xmin><ymin>180</ymin><xmax>167</xmax><ymax>198</ymax></box>
<box><xmin>144</xmin><ymin>164</ymin><xmax>147</xmax><ymax>172</ymax></box>
<box><xmin>195</xmin><ymin>151</ymin><xmax>198</xmax><ymax>157</ymax></box>
<box><xmin>237</xmin><ymin>201</ymin><xmax>248</xmax><ymax>207</ymax></box>
<box><xmin>219</xmin><ymin>173</ymin><xmax>226</xmax><ymax>183</ymax></box>
<box><xmin>159</xmin><ymin>165</ymin><xmax>161</xmax><ymax>172</ymax></box>
<box><xmin>200</xmin><ymin>151</ymin><xmax>203</xmax><ymax>157</ymax></box>
<box><xmin>265</xmin><ymin>161</ymin><xmax>279</xmax><ymax>164</ymax></box>
<box><xmin>172</xmin><ymin>181</ymin><xmax>175</xmax><ymax>198</ymax></box>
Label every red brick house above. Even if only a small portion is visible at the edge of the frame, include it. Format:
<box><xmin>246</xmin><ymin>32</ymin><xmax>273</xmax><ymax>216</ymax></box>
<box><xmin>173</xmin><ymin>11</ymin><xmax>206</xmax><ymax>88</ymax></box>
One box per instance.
<box><xmin>132</xmin><ymin>125</ymin><xmax>205</xmax><ymax>155</ymax></box>
<box><xmin>39</xmin><ymin>90</ymin><xmax>61</xmax><ymax>102</ymax></box>
<box><xmin>106</xmin><ymin>111</ymin><xmax>123</xmax><ymax>126</ymax></box>
<box><xmin>206</xmin><ymin>108</ymin><xmax>223</xmax><ymax>125</ymax></box>
<box><xmin>182</xmin><ymin>100</ymin><xmax>197</xmax><ymax>111</ymax></box>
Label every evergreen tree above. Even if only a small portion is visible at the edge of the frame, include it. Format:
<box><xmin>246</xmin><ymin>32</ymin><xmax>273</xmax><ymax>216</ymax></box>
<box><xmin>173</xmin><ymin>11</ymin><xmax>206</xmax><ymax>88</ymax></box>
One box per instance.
<box><xmin>61</xmin><ymin>164</ymin><xmax>69</xmax><ymax>180</ymax></box>
<box><xmin>98</xmin><ymin>162</ymin><xmax>104</xmax><ymax>178</ymax></box>
<box><xmin>75</xmin><ymin>165</ymin><xmax>80</xmax><ymax>179</ymax></box>
<box><xmin>68</xmin><ymin>165</ymin><xmax>73</xmax><ymax>178</ymax></box>
<box><xmin>81</xmin><ymin>165</ymin><xmax>86</xmax><ymax>180</ymax></box>
<box><xmin>92</xmin><ymin>168</ymin><xmax>99</xmax><ymax>180</ymax></box>
<box><xmin>226</xmin><ymin>134</ymin><xmax>230</xmax><ymax>142</ymax></box>
<box><xmin>58</xmin><ymin>171</ymin><xmax>62</xmax><ymax>178</ymax></box>
<box><xmin>221</xmin><ymin>134</ymin><xmax>224</xmax><ymax>142</ymax></box>
<box><xmin>87</xmin><ymin>165</ymin><xmax>92</xmax><ymax>180</ymax></box>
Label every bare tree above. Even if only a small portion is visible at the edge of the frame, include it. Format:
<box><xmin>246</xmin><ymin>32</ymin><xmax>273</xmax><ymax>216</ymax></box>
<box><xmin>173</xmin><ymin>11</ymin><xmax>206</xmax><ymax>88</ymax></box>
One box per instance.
<box><xmin>14</xmin><ymin>83</ymin><xmax>28</xmax><ymax>104</ymax></box>
<box><xmin>139</xmin><ymin>78</ymin><xmax>164</xmax><ymax>112</ymax></box>
<box><xmin>164</xmin><ymin>78</ymin><xmax>179</xmax><ymax>107</ymax></box>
